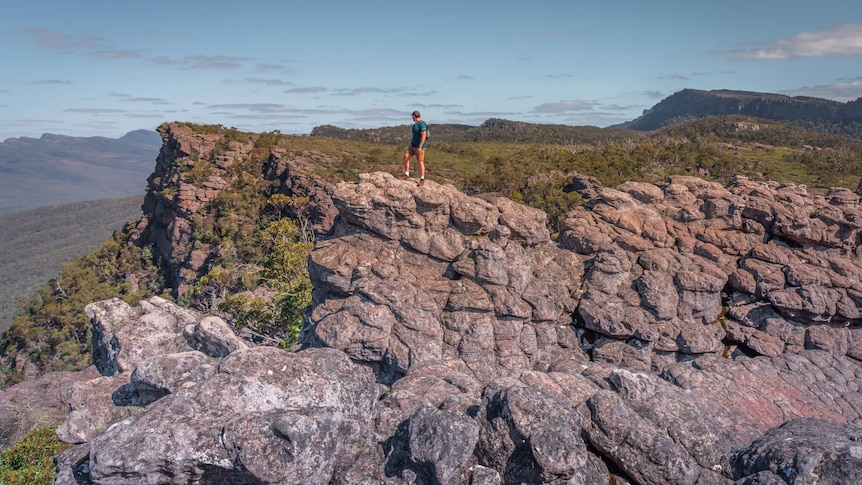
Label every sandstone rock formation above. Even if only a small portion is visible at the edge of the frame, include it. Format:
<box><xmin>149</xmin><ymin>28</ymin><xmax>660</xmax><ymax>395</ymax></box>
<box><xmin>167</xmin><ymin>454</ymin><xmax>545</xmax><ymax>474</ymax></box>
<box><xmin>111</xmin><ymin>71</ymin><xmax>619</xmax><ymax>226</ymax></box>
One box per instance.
<box><xmin>41</xmin><ymin>170</ymin><xmax>862</xmax><ymax>484</ymax></box>
<box><xmin>130</xmin><ymin>123</ymin><xmax>337</xmax><ymax>298</ymax></box>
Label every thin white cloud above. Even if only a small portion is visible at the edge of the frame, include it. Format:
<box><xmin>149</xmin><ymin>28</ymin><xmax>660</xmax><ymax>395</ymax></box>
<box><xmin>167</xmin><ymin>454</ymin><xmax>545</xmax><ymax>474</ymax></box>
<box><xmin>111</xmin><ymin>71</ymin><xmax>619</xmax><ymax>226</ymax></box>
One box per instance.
<box><xmin>307</xmin><ymin>107</ymin><xmax>406</xmax><ymax>118</ymax></box>
<box><xmin>602</xmin><ymin>104</ymin><xmax>638</xmax><ymax>112</ymax></box>
<box><xmin>30</xmin><ymin>79</ymin><xmax>73</xmax><ymax>85</ymax></box>
<box><xmin>4</xmin><ymin>118</ymin><xmax>63</xmax><ymax>128</ymax></box>
<box><xmin>729</xmin><ymin>23</ymin><xmax>862</xmax><ymax>60</ymax></box>
<box><xmin>659</xmin><ymin>74</ymin><xmax>688</xmax><ymax>80</ymax></box>
<box><xmin>255</xmin><ymin>62</ymin><xmax>296</xmax><ymax>73</ymax></box>
<box><xmin>124</xmin><ymin>113</ymin><xmax>168</xmax><ymax>119</ymax></box>
<box><xmin>532</xmin><ymin>100</ymin><xmax>599</xmax><ymax>114</ymax></box>
<box><xmin>64</xmin><ymin>108</ymin><xmax>128</xmax><ymax>113</ymax></box>
<box><xmin>152</xmin><ymin>56</ymin><xmax>180</xmax><ymax>67</ymax></box>
<box><xmin>442</xmin><ymin>110</ymin><xmax>521</xmax><ymax>118</ymax></box>
<box><xmin>22</xmin><ymin>28</ymin><xmax>148</xmax><ymax>62</ymax></box>
<box><xmin>331</xmin><ymin>87</ymin><xmax>406</xmax><ymax>96</ymax></box>
<box><xmin>256</xmin><ymin>63</ymin><xmax>286</xmax><ymax>71</ymax></box>
<box><xmin>244</xmin><ymin>78</ymin><xmax>294</xmax><ymax>86</ymax></box>
<box><xmin>641</xmin><ymin>90</ymin><xmax>664</xmax><ymax>99</ymax></box>
<box><xmin>417</xmin><ymin>103</ymin><xmax>464</xmax><ymax>110</ymax></box>
<box><xmin>206</xmin><ymin>103</ymin><xmax>286</xmax><ymax>112</ymax></box>
<box><xmin>285</xmin><ymin>86</ymin><xmax>328</xmax><ymax>93</ymax></box>
<box><xmin>23</xmin><ymin>27</ymin><xmax>104</xmax><ymax>50</ymax></box>
<box><xmin>90</xmin><ymin>49</ymin><xmax>144</xmax><ymax>60</ymax></box>
<box><xmin>342</xmin><ymin>109</ymin><xmax>406</xmax><ymax>121</ymax></box>
<box><xmin>120</xmin><ymin>97</ymin><xmax>172</xmax><ymax>105</ymax></box>
<box><xmin>152</xmin><ymin>54</ymin><xmax>251</xmax><ymax>70</ymax></box>
<box><xmin>543</xmin><ymin>74</ymin><xmax>574</xmax><ymax>79</ymax></box>
<box><xmin>456</xmin><ymin>74</ymin><xmax>474</xmax><ymax>80</ymax></box>
<box><xmin>400</xmin><ymin>89</ymin><xmax>438</xmax><ymax>97</ymax></box>
<box><xmin>781</xmin><ymin>77</ymin><xmax>862</xmax><ymax>102</ymax></box>
<box><xmin>228</xmin><ymin>114</ymin><xmax>310</xmax><ymax>121</ymax></box>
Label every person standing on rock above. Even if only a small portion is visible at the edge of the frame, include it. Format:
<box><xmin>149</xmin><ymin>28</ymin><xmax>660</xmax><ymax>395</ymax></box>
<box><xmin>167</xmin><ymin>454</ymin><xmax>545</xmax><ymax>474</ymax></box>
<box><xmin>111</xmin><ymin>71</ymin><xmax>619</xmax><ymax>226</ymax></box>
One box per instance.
<box><xmin>401</xmin><ymin>110</ymin><xmax>427</xmax><ymax>186</ymax></box>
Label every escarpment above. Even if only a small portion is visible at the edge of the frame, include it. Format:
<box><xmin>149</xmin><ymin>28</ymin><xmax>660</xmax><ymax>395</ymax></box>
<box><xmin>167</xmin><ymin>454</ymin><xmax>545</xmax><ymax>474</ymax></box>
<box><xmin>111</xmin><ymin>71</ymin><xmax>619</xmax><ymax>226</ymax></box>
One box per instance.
<box><xmin>129</xmin><ymin>123</ymin><xmax>338</xmax><ymax>299</ymax></box>
<box><xmin>6</xmin><ymin>123</ymin><xmax>862</xmax><ymax>484</ymax></box>
<box><xmin>620</xmin><ymin>88</ymin><xmax>862</xmax><ymax>132</ymax></box>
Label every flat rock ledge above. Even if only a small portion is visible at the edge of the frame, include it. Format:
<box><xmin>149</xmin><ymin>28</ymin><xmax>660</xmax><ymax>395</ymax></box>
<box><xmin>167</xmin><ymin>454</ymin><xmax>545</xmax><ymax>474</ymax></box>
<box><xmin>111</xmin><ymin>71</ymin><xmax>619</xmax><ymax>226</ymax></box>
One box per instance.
<box><xmin>36</xmin><ymin>172</ymin><xmax>862</xmax><ymax>484</ymax></box>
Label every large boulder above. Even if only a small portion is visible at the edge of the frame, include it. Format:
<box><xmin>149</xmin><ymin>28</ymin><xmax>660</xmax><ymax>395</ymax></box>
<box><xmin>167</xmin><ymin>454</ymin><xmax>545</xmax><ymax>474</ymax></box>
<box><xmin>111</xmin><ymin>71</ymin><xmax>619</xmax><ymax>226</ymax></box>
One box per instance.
<box><xmin>732</xmin><ymin>418</ymin><xmax>862</xmax><ymax>484</ymax></box>
<box><xmin>86</xmin><ymin>347</ymin><xmax>377</xmax><ymax>485</ymax></box>
<box><xmin>88</xmin><ymin>296</ymin><xmax>200</xmax><ymax>376</ymax></box>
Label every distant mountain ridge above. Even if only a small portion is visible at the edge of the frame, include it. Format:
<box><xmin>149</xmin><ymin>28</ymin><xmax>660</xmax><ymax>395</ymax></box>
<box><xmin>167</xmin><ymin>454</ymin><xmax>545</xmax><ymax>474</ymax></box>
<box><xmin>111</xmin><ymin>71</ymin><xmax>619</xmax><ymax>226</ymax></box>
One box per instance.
<box><xmin>311</xmin><ymin>118</ymin><xmax>634</xmax><ymax>145</ymax></box>
<box><xmin>615</xmin><ymin>89</ymin><xmax>862</xmax><ymax>137</ymax></box>
<box><xmin>0</xmin><ymin>129</ymin><xmax>161</xmax><ymax>214</ymax></box>
<box><xmin>312</xmin><ymin>90</ymin><xmax>862</xmax><ymax>145</ymax></box>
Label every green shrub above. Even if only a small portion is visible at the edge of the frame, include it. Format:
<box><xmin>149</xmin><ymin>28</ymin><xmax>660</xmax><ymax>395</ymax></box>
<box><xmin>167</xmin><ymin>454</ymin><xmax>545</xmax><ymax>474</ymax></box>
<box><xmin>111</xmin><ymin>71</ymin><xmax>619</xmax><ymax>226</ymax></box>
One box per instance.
<box><xmin>0</xmin><ymin>424</ymin><xmax>71</xmax><ymax>485</ymax></box>
<box><xmin>0</xmin><ymin>227</ymin><xmax>164</xmax><ymax>378</ymax></box>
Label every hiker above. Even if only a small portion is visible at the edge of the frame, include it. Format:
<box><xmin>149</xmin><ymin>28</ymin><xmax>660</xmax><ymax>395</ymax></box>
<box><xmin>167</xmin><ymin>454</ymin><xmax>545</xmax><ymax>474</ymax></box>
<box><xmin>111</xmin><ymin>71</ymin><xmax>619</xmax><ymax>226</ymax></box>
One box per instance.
<box><xmin>401</xmin><ymin>110</ymin><xmax>427</xmax><ymax>185</ymax></box>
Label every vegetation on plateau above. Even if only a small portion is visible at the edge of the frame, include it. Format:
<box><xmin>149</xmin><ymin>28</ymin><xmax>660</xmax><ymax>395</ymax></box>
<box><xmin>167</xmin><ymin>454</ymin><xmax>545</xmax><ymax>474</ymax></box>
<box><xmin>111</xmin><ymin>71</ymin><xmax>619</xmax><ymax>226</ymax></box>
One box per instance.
<box><xmin>2</xmin><ymin>114</ymin><xmax>862</xmax><ymax>388</ymax></box>
<box><xmin>0</xmin><ymin>424</ymin><xmax>71</xmax><ymax>485</ymax></box>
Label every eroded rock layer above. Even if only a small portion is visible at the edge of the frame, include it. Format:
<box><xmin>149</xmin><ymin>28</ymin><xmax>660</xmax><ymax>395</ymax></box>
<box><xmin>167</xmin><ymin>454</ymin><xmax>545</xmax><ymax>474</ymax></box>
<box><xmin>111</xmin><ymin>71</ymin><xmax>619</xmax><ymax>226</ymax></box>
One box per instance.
<box><xmin>44</xmin><ymin>170</ymin><xmax>862</xmax><ymax>484</ymax></box>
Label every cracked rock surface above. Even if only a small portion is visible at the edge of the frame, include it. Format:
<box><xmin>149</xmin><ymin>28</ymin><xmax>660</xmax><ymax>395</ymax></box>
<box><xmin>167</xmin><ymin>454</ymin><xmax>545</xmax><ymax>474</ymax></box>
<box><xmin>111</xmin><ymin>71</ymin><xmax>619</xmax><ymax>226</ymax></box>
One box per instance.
<box><xmin>32</xmin><ymin>169</ymin><xmax>862</xmax><ymax>484</ymax></box>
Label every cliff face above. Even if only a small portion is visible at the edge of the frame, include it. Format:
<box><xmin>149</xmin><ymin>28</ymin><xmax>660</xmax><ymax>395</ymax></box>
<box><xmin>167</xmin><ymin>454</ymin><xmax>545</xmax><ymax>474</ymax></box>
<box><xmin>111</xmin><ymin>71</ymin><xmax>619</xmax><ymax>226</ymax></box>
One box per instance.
<box><xmin>619</xmin><ymin>88</ymin><xmax>862</xmax><ymax>131</ymax></box>
<box><xmin>129</xmin><ymin>123</ymin><xmax>337</xmax><ymax>298</ymax></box>
<box><xmin>40</xmin><ymin>148</ymin><xmax>862</xmax><ymax>485</ymax></box>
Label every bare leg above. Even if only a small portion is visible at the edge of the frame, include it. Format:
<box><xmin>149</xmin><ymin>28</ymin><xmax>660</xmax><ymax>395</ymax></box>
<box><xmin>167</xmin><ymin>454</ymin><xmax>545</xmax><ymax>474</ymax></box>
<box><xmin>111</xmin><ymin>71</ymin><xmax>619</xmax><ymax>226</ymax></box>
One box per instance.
<box><xmin>403</xmin><ymin>148</ymin><xmax>412</xmax><ymax>175</ymax></box>
<box><xmin>417</xmin><ymin>148</ymin><xmax>425</xmax><ymax>178</ymax></box>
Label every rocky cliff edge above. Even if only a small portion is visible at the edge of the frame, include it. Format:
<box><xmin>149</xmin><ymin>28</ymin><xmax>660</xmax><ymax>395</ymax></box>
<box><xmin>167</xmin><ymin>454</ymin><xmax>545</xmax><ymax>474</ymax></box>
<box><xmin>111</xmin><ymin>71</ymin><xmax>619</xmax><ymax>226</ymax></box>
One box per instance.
<box><xmin>31</xmin><ymin>164</ymin><xmax>862</xmax><ymax>484</ymax></box>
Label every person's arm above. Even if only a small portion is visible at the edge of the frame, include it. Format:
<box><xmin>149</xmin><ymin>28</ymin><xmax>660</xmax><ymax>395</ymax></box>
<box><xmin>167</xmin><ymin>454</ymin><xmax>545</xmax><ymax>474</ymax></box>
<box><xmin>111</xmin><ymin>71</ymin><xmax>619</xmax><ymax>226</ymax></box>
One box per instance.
<box><xmin>418</xmin><ymin>121</ymin><xmax>427</xmax><ymax>147</ymax></box>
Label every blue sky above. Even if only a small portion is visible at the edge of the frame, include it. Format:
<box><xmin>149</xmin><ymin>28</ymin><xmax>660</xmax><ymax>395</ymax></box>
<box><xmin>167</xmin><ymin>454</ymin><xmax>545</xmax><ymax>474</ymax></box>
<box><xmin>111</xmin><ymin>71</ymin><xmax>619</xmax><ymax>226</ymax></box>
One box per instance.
<box><xmin>2</xmin><ymin>0</ymin><xmax>861</xmax><ymax>140</ymax></box>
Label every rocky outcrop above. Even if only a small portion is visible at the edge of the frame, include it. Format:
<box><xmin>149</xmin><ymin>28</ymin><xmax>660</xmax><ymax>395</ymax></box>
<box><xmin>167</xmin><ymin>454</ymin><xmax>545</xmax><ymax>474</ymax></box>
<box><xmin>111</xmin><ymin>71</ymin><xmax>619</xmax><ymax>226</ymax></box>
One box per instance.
<box><xmin>559</xmin><ymin>174</ymin><xmax>862</xmax><ymax>369</ymax></box>
<box><xmin>618</xmin><ymin>88</ymin><xmax>862</xmax><ymax>133</ymax></box>
<box><xmin>129</xmin><ymin>123</ymin><xmax>337</xmax><ymax>298</ymax></box>
<box><xmin>48</xmin><ymin>171</ymin><xmax>862</xmax><ymax>484</ymax></box>
<box><xmin>303</xmin><ymin>172</ymin><xmax>582</xmax><ymax>383</ymax></box>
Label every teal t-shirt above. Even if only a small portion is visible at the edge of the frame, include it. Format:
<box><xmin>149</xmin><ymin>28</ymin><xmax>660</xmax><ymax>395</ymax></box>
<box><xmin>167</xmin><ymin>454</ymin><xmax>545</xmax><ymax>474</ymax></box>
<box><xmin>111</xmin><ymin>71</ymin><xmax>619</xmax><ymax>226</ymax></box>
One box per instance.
<box><xmin>411</xmin><ymin>121</ymin><xmax>427</xmax><ymax>148</ymax></box>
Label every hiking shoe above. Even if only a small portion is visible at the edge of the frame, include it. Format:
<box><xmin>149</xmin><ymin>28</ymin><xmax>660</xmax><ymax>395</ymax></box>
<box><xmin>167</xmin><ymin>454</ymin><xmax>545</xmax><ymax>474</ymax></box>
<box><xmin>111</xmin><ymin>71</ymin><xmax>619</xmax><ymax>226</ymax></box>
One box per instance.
<box><xmin>419</xmin><ymin>179</ymin><xmax>425</xmax><ymax>186</ymax></box>
<box><xmin>399</xmin><ymin>174</ymin><xmax>410</xmax><ymax>181</ymax></box>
